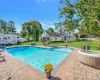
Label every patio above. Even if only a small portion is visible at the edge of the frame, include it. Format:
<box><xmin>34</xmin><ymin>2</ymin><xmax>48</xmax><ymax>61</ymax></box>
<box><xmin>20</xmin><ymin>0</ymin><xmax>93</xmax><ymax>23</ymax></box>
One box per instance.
<box><xmin>0</xmin><ymin>49</ymin><xmax>100</xmax><ymax>80</ymax></box>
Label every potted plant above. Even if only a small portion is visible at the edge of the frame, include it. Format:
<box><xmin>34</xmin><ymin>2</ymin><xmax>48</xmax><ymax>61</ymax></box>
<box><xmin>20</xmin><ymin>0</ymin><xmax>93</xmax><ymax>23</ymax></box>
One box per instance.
<box><xmin>44</xmin><ymin>63</ymin><xmax>53</xmax><ymax>79</ymax></box>
<box><xmin>65</xmin><ymin>44</ymin><xmax>68</xmax><ymax>48</ymax></box>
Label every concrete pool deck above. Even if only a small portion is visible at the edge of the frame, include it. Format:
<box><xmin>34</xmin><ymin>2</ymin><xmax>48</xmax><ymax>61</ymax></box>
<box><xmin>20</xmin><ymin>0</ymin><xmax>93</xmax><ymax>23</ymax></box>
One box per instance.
<box><xmin>0</xmin><ymin>49</ymin><xmax>100</xmax><ymax>80</ymax></box>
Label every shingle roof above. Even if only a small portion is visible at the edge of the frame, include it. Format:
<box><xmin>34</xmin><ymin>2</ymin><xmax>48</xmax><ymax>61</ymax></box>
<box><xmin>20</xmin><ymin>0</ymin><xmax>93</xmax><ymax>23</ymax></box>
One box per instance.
<box><xmin>45</xmin><ymin>31</ymin><xmax>64</xmax><ymax>37</ymax></box>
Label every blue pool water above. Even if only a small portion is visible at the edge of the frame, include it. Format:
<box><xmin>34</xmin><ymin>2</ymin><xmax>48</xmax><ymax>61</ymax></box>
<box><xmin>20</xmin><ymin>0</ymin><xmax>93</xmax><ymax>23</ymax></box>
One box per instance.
<box><xmin>6</xmin><ymin>46</ymin><xmax>73</xmax><ymax>72</ymax></box>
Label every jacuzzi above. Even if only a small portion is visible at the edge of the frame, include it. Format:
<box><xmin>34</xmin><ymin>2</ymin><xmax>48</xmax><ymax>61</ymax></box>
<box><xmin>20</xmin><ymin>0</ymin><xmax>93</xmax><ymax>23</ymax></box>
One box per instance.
<box><xmin>77</xmin><ymin>50</ymin><xmax>100</xmax><ymax>69</ymax></box>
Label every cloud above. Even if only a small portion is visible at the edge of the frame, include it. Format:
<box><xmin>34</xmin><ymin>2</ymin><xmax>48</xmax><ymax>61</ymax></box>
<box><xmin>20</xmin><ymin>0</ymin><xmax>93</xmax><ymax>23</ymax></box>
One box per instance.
<box><xmin>40</xmin><ymin>21</ymin><xmax>56</xmax><ymax>30</ymax></box>
<box><xmin>36</xmin><ymin>0</ymin><xmax>58</xmax><ymax>8</ymax></box>
<box><xmin>41</xmin><ymin>5</ymin><xmax>45</xmax><ymax>8</ymax></box>
<box><xmin>36</xmin><ymin>0</ymin><xmax>45</xmax><ymax>2</ymax></box>
<box><xmin>36</xmin><ymin>0</ymin><xmax>58</xmax><ymax>3</ymax></box>
<box><xmin>36</xmin><ymin>0</ymin><xmax>47</xmax><ymax>8</ymax></box>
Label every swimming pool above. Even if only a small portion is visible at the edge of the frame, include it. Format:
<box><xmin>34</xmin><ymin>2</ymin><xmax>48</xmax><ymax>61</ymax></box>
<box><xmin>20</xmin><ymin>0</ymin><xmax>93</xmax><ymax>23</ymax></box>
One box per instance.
<box><xmin>7</xmin><ymin>46</ymin><xmax>73</xmax><ymax>72</ymax></box>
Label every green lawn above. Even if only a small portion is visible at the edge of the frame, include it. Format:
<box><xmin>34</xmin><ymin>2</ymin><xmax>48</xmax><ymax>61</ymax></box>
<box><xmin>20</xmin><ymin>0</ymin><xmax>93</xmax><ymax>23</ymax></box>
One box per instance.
<box><xmin>13</xmin><ymin>41</ymin><xmax>100</xmax><ymax>51</ymax></box>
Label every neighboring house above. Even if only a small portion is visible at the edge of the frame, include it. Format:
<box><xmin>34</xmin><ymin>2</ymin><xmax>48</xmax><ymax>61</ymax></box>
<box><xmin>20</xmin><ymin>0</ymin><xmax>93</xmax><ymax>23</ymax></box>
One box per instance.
<box><xmin>41</xmin><ymin>27</ymin><xmax>76</xmax><ymax>42</ymax></box>
<box><xmin>0</xmin><ymin>33</ymin><xmax>26</xmax><ymax>45</ymax></box>
<box><xmin>41</xmin><ymin>31</ymin><xmax>64</xmax><ymax>42</ymax></box>
<box><xmin>64</xmin><ymin>30</ymin><xmax>76</xmax><ymax>41</ymax></box>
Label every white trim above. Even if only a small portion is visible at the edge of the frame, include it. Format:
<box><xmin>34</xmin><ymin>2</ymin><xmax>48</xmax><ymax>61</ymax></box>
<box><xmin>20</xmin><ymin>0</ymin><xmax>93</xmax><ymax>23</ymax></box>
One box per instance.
<box><xmin>78</xmin><ymin>50</ymin><xmax>100</xmax><ymax>57</ymax></box>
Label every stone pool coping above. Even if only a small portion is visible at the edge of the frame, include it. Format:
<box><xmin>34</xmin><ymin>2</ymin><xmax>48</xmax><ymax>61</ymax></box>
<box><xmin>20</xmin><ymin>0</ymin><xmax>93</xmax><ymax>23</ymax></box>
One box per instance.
<box><xmin>6</xmin><ymin>45</ymin><xmax>76</xmax><ymax>49</ymax></box>
<box><xmin>1</xmin><ymin>48</ymin><xmax>100</xmax><ymax>80</ymax></box>
<box><xmin>5</xmin><ymin>46</ymin><xmax>75</xmax><ymax>77</ymax></box>
<box><xmin>5</xmin><ymin>51</ymin><xmax>44</xmax><ymax>77</ymax></box>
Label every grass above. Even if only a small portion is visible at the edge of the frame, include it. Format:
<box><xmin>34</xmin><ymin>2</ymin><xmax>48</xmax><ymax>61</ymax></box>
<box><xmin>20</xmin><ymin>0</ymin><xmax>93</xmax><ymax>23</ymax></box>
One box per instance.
<box><xmin>66</xmin><ymin>41</ymin><xmax>100</xmax><ymax>51</ymax></box>
<box><xmin>51</xmin><ymin>41</ymin><xmax>100</xmax><ymax>51</ymax></box>
<box><xmin>9</xmin><ymin>41</ymin><xmax>100</xmax><ymax>51</ymax></box>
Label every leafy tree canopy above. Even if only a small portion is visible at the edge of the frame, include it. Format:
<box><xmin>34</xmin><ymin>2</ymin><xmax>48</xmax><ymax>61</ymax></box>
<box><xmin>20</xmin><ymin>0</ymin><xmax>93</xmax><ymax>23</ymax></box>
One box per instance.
<box><xmin>20</xmin><ymin>20</ymin><xmax>43</xmax><ymax>41</ymax></box>
<box><xmin>0</xmin><ymin>19</ymin><xmax>16</xmax><ymax>34</ymax></box>
<box><xmin>57</xmin><ymin>0</ymin><xmax>79</xmax><ymax>31</ymax></box>
<box><xmin>47</xmin><ymin>27</ymin><xmax>54</xmax><ymax>32</ymax></box>
<box><xmin>75</xmin><ymin>0</ymin><xmax>100</xmax><ymax>37</ymax></box>
<box><xmin>56</xmin><ymin>0</ymin><xmax>100</xmax><ymax>37</ymax></box>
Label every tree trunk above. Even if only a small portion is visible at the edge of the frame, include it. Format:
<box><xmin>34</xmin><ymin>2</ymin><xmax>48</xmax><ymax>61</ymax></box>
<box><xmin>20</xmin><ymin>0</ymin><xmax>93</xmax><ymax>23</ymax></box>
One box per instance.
<box><xmin>34</xmin><ymin>30</ymin><xmax>39</xmax><ymax>42</ymax></box>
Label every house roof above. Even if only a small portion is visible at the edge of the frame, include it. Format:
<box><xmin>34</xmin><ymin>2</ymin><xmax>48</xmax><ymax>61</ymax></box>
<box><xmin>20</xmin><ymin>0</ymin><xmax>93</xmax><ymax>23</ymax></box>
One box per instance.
<box><xmin>45</xmin><ymin>31</ymin><xmax>63</xmax><ymax>37</ymax></box>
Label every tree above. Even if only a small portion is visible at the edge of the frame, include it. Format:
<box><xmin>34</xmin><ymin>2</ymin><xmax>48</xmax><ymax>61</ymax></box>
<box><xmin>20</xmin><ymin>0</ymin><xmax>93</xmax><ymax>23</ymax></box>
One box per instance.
<box><xmin>0</xmin><ymin>19</ymin><xmax>7</xmax><ymax>33</ymax></box>
<box><xmin>57</xmin><ymin>0</ymin><xmax>79</xmax><ymax>31</ymax></box>
<box><xmin>0</xmin><ymin>19</ymin><xmax>17</xmax><ymax>34</ymax></box>
<box><xmin>55</xmin><ymin>22</ymin><xmax>63</xmax><ymax>30</ymax></box>
<box><xmin>8</xmin><ymin>20</ymin><xmax>16</xmax><ymax>32</ymax></box>
<box><xmin>75</xmin><ymin>0</ymin><xmax>100</xmax><ymax>37</ymax></box>
<box><xmin>47</xmin><ymin>27</ymin><xmax>54</xmax><ymax>32</ymax></box>
<box><xmin>57</xmin><ymin>0</ymin><xmax>100</xmax><ymax>37</ymax></box>
<box><xmin>20</xmin><ymin>20</ymin><xmax>43</xmax><ymax>41</ymax></box>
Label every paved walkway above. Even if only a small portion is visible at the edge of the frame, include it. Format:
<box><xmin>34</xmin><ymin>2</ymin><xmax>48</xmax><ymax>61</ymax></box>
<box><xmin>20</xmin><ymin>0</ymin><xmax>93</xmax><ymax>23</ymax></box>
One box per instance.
<box><xmin>0</xmin><ymin>49</ymin><xmax>100</xmax><ymax>80</ymax></box>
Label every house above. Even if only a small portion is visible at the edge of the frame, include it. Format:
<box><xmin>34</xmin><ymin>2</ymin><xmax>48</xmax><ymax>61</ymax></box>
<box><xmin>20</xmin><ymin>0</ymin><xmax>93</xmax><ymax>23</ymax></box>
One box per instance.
<box><xmin>0</xmin><ymin>33</ymin><xmax>26</xmax><ymax>45</ymax></box>
<box><xmin>41</xmin><ymin>31</ymin><xmax>64</xmax><ymax>42</ymax></box>
<box><xmin>41</xmin><ymin>27</ymin><xmax>76</xmax><ymax>42</ymax></box>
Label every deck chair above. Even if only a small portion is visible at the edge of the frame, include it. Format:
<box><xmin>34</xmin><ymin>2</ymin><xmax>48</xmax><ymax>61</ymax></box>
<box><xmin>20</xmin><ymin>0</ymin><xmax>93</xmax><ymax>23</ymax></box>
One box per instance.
<box><xmin>0</xmin><ymin>52</ymin><xmax>5</xmax><ymax>62</ymax></box>
<box><xmin>0</xmin><ymin>49</ymin><xmax>3</xmax><ymax>52</ymax></box>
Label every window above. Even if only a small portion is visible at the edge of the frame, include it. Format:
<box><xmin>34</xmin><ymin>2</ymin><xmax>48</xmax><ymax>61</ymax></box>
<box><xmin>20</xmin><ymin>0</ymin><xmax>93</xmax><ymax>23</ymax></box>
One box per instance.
<box><xmin>3</xmin><ymin>37</ymin><xmax>7</xmax><ymax>40</ymax></box>
<box><xmin>55</xmin><ymin>37</ymin><xmax>57</xmax><ymax>40</ymax></box>
<box><xmin>69</xmin><ymin>31</ymin><xmax>71</xmax><ymax>34</ymax></box>
<box><xmin>69</xmin><ymin>36</ymin><xmax>70</xmax><ymax>40</ymax></box>
<box><xmin>8</xmin><ymin>37</ymin><xmax>10</xmax><ymax>39</ymax></box>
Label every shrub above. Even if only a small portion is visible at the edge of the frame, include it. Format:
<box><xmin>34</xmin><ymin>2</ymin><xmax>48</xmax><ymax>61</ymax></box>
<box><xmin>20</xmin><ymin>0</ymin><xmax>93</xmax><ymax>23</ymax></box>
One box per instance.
<box><xmin>97</xmin><ymin>43</ymin><xmax>100</xmax><ymax>49</ymax></box>
<box><xmin>65</xmin><ymin>44</ymin><xmax>68</xmax><ymax>48</ymax></box>
<box><xmin>76</xmin><ymin>38</ymin><xmax>80</xmax><ymax>42</ymax></box>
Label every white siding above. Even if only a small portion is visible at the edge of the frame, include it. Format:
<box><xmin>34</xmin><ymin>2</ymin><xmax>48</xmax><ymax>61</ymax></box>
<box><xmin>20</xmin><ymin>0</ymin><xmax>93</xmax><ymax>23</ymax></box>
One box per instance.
<box><xmin>41</xmin><ymin>30</ymin><xmax>76</xmax><ymax>42</ymax></box>
<box><xmin>20</xmin><ymin>38</ymin><xmax>26</xmax><ymax>42</ymax></box>
<box><xmin>0</xmin><ymin>34</ymin><xmax>26</xmax><ymax>44</ymax></box>
<box><xmin>66</xmin><ymin>36</ymin><xmax>76</xmax><ymax>42</ymax></box>
<box><xmin>41</xmin><ymin>31</ymin><xmax>49</xmax><ymax>37</ymax></box>
<box><xmin>64</xmin><ymin>30</ymin><xmax>76</xmax><ymax>42</ymax></box>
<box><xmin>50</xmin><ymin>37</ymin><xmax>63</xmax><ymax>42</ymax></box>
<box><xmin>65</xmin><ymin>31</ymin><xmax>74</xmax><ymax>37</ymax></box>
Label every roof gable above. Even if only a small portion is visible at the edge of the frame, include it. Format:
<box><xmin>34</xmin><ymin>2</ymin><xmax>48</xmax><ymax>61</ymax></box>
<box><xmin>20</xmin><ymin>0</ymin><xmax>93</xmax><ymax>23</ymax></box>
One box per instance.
<box><xmin>45</xmin><ymin>31</ymin><xmax>62</xmax><ymax>37</ymax></box>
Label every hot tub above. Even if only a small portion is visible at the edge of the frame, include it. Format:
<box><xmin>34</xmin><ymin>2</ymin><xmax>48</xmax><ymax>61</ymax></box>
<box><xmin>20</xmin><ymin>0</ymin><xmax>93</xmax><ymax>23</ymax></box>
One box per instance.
<box><xmin>77</xmin><ymin>50</ymin><xmax>100</xmax><ymax>69</ymax></box>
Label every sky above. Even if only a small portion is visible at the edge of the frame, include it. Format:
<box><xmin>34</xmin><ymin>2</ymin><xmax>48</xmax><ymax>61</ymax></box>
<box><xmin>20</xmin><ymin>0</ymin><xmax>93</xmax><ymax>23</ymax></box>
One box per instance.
<box><xmin>0</xmin><ymin>0</ymin><xmax>77</xmax><ymax>32</ymax></box>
